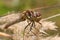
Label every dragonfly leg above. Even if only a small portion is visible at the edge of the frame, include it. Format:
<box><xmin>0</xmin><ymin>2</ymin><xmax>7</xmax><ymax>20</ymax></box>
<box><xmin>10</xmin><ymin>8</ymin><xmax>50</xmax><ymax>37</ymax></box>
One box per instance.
<box><xmin>32</xmin><ymin>22</ymin><xmax>42</xmax><ymax>35</ymax></box>
<box><xmin>38</xmin><ymin>22</ymin><xmax>42</xmax><ymax>27</ymax></box>
<box><xmin>23</xmin><ymin>22</ymin><xmax>31</xmax><ymax>40</ymax></box>
<box><xmin>26</xmin><ymin>21</ymin><xmax>34</xmax><ymax>34</ymax></box>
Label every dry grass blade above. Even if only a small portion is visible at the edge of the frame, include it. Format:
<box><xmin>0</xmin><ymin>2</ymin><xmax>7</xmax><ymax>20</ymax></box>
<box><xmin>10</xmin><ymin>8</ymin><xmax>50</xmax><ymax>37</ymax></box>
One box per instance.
<box><xmin>0</xmin><ymin>32</ymin><xmax>12</xmax><ymax>38</ymax></box>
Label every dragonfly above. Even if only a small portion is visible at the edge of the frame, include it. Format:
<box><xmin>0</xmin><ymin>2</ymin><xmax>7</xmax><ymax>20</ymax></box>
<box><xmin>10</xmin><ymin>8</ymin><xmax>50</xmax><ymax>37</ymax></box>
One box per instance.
<box><xmin>4</xmin><ymin>5</ymin><xmax>59</xmax><ymax>38</ymax></box>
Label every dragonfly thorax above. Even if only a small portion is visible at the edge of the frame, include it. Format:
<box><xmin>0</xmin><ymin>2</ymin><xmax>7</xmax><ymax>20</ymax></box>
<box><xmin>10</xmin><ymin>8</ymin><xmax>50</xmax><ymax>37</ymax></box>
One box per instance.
<box><xmin>25</xmin><ymin>10</ymin><xmax>41</xmax><ymax>22</ymax></box>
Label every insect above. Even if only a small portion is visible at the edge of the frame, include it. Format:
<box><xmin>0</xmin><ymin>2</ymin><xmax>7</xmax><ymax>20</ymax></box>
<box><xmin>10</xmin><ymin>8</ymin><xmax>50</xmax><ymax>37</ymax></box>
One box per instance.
<box><xmin>4</xmin><ymin>5</ymin><xmax>59</xmax><ymax>39</ymax></box>
<box><xmin>4</xmin><ymin>5</ymin><xmax>58</xmax><ymax>29</ymax></box>
<box><xmin>5</xmin><ymin>9</ymin><xmax>42</xmax><ymax>34</ymax></box>
<box><xmin>22</xmin><ymin>9</ymin><xmax>42</xmax><ymax>35</ymax></box>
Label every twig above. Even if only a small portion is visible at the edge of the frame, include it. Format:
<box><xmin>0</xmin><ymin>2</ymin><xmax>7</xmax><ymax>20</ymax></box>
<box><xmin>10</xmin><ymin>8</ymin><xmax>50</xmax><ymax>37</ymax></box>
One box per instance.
<box><xmin>0</xmin><ymin>32</ymin><xmax>12</xmax><ymax>38</ymax></box>
<box><xmin>42</xmin><ymin>14</ymin><xmax>60</xmax><ymax>21</ymax></box>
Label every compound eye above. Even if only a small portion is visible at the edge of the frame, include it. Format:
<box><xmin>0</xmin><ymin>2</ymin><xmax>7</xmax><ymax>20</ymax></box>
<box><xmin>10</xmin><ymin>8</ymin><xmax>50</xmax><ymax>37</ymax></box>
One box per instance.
<box><xmin>34</xmin><ymin>12</ymin><xmax>41</xmax><ymax>17</ymax></box>
<box><xmin>36</xmin><ymin>12</ymin><xmax>41</xmax><ymax>17</ymax></box>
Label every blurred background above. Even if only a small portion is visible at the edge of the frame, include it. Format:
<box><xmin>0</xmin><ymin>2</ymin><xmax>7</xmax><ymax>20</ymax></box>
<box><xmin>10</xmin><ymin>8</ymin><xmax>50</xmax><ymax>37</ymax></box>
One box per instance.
<box><xmin>0</xmin><ymin>0</ymin><xmax>60</xmax><ymax>40</ymax></box>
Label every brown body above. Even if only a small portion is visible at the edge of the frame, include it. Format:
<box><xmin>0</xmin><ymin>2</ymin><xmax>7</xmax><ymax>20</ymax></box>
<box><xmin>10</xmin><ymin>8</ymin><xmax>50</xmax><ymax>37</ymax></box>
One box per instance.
<box><xmin>4</xmin><ymin>10</ymin><xmax>42</xmax><ymax>30</ymax></box>
<box><xmin>24</xmin><ymin>10</ymin><xmax>41</xmax><ymax>22</ymax></box>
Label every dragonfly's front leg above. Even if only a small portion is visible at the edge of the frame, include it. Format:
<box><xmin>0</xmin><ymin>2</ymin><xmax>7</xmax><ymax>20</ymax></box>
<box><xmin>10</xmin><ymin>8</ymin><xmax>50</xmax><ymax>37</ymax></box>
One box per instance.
<box><xmin>23</xmin><ymin>22</ymin><xmax>31</xmax><ymax>34</ymax></box>
<box><xmin>23</xmin><ymin>22</ymin><xmax>31</xmax><ymax>40</ymax></box>
<box><xmin>27</xmin><ymin>22</ymin><xmax>33</xmax><ymax>34</ymax></box>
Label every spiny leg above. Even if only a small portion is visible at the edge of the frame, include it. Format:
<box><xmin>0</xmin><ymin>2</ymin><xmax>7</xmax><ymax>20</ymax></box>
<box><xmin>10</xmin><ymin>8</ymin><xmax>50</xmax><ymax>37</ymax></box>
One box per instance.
<box><xmin>29</xmin><ymin>22</ymin><xmax>39</xmax><ymax>36</ymax></box>
<box><xmin>23</xmin><ymin>22</ymin><xmax>31</xmax><ymax>40</ymax></box>
<box><xmin>32</xmin><ymin>22</ymin><xmax>41</xmax><ymax>34</ymax></box>
<box><xmin>38</xmin><ymin>22</ymin><xmax>42</xmax><ymax>28</ymax></box>
<box><xmin>33</xmin><ymin>22</ymin><xmax>40</xmax><ymax>32</ymax></box>
<box><xmin>24</xmin><ymin>22</ymin><xmax>31</xmax><ymax>30</ymax></box>
<box><xmin>26</xmin><ymin>21</ymin><xmax>38</xmax><ymax>37</ymax></box>
<box><xmin>29</xmin><ymin>22</ymin><xmax>41</xmax><ymax>37</ymax></box>
<box><xmin>27</xmin><ymin>22</ymin><xmax>34</xmax><ymax>34</ymax></box>
<box><xmin>30</xmin><ymin>22</ymin><xmax>34</xmax><ymax>31</ymax></box>
<box><xmin>30</xmin><ymin>22</ymin><xmax>37</xmax><ymax>36</ymax></box>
